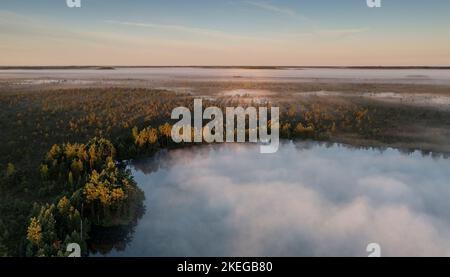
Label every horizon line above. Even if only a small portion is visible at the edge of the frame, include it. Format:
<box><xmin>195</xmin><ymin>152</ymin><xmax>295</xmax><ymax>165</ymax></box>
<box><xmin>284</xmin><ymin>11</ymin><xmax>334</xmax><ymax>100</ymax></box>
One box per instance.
<box><xmin>1</xmin><ymin>65</ymin><xmax>450</xmax><ymax>70</ymax></box>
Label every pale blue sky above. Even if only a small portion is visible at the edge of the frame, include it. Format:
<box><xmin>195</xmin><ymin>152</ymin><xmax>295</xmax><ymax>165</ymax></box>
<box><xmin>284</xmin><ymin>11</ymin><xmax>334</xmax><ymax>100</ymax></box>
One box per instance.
<box><xmin>1</xmin><ymin>0</ymin><xmax>449</xmax><ymax>65</ymax></box>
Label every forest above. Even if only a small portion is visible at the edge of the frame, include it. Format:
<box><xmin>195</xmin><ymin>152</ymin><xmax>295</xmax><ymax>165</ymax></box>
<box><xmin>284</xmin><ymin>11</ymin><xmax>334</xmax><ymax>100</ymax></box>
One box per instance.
<box><xmin>0</xmin><ymin>86</ymin><xmax>448</xmax><ymax>256</ymax></box>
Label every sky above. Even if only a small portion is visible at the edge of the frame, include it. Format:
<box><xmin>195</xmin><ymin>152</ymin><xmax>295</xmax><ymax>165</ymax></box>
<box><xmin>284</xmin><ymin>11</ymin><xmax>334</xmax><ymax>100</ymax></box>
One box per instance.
<box><xmin>1</xmin><ymin>0</ymin><xmax>450</xmax><ymax>66</ymax></box>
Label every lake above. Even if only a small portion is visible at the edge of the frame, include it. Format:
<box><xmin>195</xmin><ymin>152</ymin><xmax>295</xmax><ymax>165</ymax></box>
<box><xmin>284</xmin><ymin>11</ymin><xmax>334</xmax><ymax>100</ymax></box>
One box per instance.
<box><xmin>91</xmin><ymin>141</ymin><xmax>450</xmax><ymax>257</ymax></box>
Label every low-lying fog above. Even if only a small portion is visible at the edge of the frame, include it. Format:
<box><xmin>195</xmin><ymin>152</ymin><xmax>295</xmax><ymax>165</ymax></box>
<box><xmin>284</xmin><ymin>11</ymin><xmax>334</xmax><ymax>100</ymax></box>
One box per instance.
<box><xmin>101</xmin><ymin>141</ymin><xmax>450</xmax><ymax>257</ymax></box>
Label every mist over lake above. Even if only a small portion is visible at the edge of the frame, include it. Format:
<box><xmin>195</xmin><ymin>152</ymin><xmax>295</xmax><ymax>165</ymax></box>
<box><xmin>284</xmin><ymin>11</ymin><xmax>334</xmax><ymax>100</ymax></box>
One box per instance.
<box><xmin>95</xmin><ymin>141</ymin><xmax>450</xmax><ymax>257</ymax></box>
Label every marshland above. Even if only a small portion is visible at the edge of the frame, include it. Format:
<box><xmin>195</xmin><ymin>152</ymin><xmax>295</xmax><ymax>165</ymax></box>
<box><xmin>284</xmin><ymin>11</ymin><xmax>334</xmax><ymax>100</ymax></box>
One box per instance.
<box><xmin>1</xmin><ymin>67</ymin><xmax>450</xmax><ymax>256</ymax></box>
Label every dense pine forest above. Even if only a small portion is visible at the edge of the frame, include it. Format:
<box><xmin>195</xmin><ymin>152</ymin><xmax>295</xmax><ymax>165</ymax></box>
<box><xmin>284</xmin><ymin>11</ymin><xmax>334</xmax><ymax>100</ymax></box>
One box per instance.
<box><xmin>0</xmin><ymin>86</ymin><xmax>449</xmax><ymax>256</ymax></box>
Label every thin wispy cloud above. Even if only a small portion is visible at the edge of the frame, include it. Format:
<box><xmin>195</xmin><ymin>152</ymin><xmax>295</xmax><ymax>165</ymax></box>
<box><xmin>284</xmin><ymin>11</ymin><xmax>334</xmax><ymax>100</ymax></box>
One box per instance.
<box><xmin>278</xmin><ymin>28</ymin><xmax>368</xmax><ymax>41</ymax></box>
<box><xmin>316</xmin><ymin>28</ymin><xmax>369</xmax><ymax>38</ymax></box>
<box><xmin>105</xmin><ymin>20</ymin><xmax>254</xmax><ymax>41</ymax></box>
<box><xmin>0</xmin><ymin>11</ymin><xmax>153</xmax><ymax>49</ymax></box>
<box><xmin>245</xmin><ymin>1</ymin><xmax>296</xmax><ymax>17</ymax></box>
